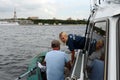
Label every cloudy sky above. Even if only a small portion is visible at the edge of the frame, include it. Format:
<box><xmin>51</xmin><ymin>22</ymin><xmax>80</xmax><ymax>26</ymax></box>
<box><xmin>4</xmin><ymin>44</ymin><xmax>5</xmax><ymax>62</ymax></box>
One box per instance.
<box><xmin>0</xmin><ymin>0</ymin><xmax>90</xmax><ymax>20</ymax></box>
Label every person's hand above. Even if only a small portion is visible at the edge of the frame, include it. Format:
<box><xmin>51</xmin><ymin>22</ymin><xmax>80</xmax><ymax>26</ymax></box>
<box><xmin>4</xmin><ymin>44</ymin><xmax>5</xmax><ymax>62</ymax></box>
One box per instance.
<box><xmin>37</xmin><ymin>62</ymin><xmax>46</xmax><ymax>72</ymax></box>
<box><xmin>37</xmin><ymin>62</ymin><xmax>43</xmax><ymax>68</ymax></box>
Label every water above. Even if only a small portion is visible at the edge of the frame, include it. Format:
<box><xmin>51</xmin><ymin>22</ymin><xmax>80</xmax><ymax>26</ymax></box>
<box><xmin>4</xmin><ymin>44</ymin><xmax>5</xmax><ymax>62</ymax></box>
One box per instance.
<box><xmin>0</xmin><ymin>25</ymin><xmax>86</xmax><ymax>80</ymax></box>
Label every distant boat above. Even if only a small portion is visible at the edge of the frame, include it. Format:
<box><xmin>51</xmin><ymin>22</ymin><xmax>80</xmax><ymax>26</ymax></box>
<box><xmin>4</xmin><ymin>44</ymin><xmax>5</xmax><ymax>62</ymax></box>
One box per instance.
<box><xmin>0</xmin><ymin>21</ymin><xmax>19</xmax><ymax>25</ymax></box>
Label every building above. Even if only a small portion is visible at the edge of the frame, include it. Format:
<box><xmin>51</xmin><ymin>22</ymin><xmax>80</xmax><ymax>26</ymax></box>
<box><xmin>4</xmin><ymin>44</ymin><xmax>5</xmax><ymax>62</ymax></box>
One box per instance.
<box><xmin>28</xmin><ymin>17</ymin><xmax>39</xmax><ymax>20</ymax></box>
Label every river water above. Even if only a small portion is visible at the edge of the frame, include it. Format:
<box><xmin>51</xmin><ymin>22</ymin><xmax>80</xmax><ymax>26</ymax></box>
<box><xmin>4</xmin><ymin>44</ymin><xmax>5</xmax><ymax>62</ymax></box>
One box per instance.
<box><xmin>0</xmin><ymin>25</ymin><xmax>86</xmax><ymax>80</ymax></box>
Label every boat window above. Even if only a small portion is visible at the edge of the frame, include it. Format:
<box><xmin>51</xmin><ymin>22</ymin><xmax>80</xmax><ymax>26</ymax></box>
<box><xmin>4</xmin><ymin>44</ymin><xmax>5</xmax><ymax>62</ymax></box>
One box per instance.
<box><xmin>89</xmin><ymin>21</ymin><xmax>106</xmax><ymax>55</ymax></box>
<box><xmin>87</xmin><ymin>21</ymin><xmax>108</xmax><ymax>80</ymax></box>
<box><xmin>117</xmin><ymin>18</ymin><xmax>120</xmax><ymax>80</ymax></box>
<box><xmin>93</xmin><ymin>22</ymin><xmax>106</xmax><ymax>36</ymax></box>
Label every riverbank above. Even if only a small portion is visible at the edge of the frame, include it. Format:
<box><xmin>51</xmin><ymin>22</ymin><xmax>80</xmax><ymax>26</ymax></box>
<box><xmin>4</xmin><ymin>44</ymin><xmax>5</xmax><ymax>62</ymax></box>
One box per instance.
<box><xmin>0</xmin><ymin>18</ymin><xmax>87</xmax><ymax>25</ymax></box>
<box><xmin>32</xmin><ymin>19</ymin><xmax>87</xmax><ymax>25</ymax></box>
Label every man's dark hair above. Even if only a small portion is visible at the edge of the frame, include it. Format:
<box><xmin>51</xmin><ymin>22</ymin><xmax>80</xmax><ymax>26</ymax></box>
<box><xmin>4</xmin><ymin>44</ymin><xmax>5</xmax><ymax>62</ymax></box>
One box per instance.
<box><xmin>51</xmin><ymin>40</ymin><xmax>60</xmax><ymax>48</ymax></box>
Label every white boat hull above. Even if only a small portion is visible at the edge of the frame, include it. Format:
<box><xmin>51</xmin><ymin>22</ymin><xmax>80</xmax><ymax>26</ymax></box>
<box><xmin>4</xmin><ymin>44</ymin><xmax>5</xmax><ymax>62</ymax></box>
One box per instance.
<box><xmin>0</xmin><ymin>21</ymin><xmax>19</xmax><ymax>25</ymax></box>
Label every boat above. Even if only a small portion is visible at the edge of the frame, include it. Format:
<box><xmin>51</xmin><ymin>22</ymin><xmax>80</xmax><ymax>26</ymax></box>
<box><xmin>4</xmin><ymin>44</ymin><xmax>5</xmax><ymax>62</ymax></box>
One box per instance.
<box><xmin>15</xmin><ymin>0</ymin><xmax>120</xmax><ymax>80</ymax></box>
<box><xmin>15</xmin><ymin>52</ymin><xmax>47</xmax><ymax>80</ymax></box>
<box><xmin>69</xmin><ymin>0</ymin><xmax>120</xmax><ymax>80</ymax></box>
<box><xmin>0</xmin><ymin>21</ymin><xmax>19</xmax><ymax>25</ymax></box>
<box><xmin>27</xmin><ymin>52</ymin><xmax>47</xmax><ymax>80</ymax></box>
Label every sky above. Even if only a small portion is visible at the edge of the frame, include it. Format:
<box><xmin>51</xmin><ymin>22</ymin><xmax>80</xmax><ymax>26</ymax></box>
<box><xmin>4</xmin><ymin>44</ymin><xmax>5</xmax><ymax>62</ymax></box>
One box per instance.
<box><xmin>0</xmin><ymin>0</ymin><xmax>90</xmax><ymax>20</ymax></box>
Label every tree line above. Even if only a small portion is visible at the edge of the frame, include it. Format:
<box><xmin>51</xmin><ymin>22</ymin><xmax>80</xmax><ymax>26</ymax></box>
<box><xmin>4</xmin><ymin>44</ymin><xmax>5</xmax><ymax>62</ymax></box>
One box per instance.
<box><xmin>31</xmin><ymin>19</ymin><xmax>87</xmax><ymax>25</ymax></box>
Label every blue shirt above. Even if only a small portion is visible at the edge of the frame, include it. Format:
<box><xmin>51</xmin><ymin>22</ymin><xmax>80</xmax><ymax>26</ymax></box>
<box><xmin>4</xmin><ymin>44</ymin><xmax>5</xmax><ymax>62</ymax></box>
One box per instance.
<box><xmin>45</xmin><ymin>50</ymin><xmax>69</xmax><ymax>80</ymax></box>
<box><xmin>89</xmin><ymin>59</ymin><xmax>104</xmax><ymax>80</ymax></box>
<box><xmin>66</xmin><ymin>34</ymin><xmax>85</xmax><ymax>51</ymax></box>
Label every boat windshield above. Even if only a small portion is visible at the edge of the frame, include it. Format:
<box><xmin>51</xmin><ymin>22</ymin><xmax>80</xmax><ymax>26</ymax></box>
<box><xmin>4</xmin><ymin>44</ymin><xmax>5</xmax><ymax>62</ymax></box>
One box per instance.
<box><xmin>85</xmin><ymin>20</ymin><xmax>108</xmax><ymax>80</ymax></box>
<box><xmin>106</xmin><ymin>0</ymin><xmax>120</xmax><ymax>3</ymax></box>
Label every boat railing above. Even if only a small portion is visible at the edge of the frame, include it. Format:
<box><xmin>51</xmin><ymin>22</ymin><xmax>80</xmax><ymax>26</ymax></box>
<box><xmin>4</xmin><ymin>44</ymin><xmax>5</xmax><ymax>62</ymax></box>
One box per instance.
<box><xmin>65</xmin><ymin>50</ymin><xmax>85</xmax><ymax>80</ymax></box>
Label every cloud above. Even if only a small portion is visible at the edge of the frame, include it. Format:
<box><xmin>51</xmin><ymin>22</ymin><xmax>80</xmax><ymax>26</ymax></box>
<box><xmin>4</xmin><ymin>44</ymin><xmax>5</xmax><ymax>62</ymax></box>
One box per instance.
<box><xmin>0</xmin><ymin>0</ymin><xmax>90</xmax><ymax>19</ymax></box>
<box><xmin>17</xmin><ymin>0</ymin><xmax>57</xmax><ymax>18</ymax></box>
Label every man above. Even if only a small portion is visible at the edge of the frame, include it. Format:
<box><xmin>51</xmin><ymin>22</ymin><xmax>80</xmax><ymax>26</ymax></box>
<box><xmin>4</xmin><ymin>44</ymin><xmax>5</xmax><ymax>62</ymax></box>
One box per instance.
<box><xmin>88</xmin><ymin>39</ymin><xmax>104</xmax><ymax>60</ymax></box>
<box><xmin>87</xmin><ymin>39</ymin><xmax>104</xmax><ymax>80</ymax></box>
<box><xmin>88</xmin><ymin>59</ymin><xmax>104</xmax><ymax>80</ymax></box>
<box><xmin>45</xmin><ymin>40</ymin><xmax>71</xmax><ymax>80</ymax></box>
<box><xmin>59</xmin><ymin>32</ymin><xmax>86</xmax><ymax>62</ymax></box>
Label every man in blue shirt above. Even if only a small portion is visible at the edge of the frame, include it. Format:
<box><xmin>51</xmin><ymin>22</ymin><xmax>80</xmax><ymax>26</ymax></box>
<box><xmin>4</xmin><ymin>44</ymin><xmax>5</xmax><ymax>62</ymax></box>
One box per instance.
<box><xmin>88</xmin><ymin>59</ymin><xmax>104</xmax><ymax>80</ymax></box>
<box><xmin>45</xmin><ymin>40</ymin><xmax>71</xmax><ymax>80</ymax></box>
<box><xmin>59</xmin><ymin>32</ymin><xmax>85</xmax><ymax>62</ymax></box>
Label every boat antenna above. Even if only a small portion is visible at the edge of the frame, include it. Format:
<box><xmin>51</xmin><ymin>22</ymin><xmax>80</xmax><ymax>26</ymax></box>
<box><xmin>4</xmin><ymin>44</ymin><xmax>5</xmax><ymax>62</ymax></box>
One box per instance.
<box><xmin>99</xmin><ymin>0</ymin><xmax>101</xmax><ymax>4</ymax></box>
<box><xmin>85</xmin><ymin>0</ymin><xmax>93</xmax><ymax>37</ymax></box>
<box><xmin>83</xmin><ymin>0</ymin><xmax>96</xmax><ymax>53</ymax></box>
